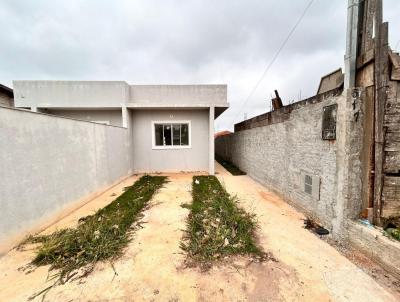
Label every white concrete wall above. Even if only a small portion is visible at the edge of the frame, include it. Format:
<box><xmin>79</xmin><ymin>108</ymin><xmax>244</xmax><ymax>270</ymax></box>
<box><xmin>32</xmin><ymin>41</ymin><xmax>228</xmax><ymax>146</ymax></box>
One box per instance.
<box><xmin>13</xmin><ymin>81</ymin><xmax>228</xmax><ymax>110</ymax></box>
<box><xmin>131</xmin><ymin>109</ymin><xmax>209</xmax><ymax>173</ymax></box>
<box><xmin>129</xmin><ymin>85</ymin><xmax>227</xmax><ymax>107</ymax></box>
<box><xmin>216</xmin><ymin>94</ymin><xmax>345</xmax><ymax>230</ymax></box>
<box><xmin>47</xmin><ymin>109</ymin><xmax>123</xmax><ymax>126</ymax></box>
<box><xmin>0</xmin><ymin>107</ymin><xmax>133</xmax><ymax>247</ymax></box>
<box><xmin>13</xmin><ymin>81</ymin><xmax>128</xmax><ymax>108</ymax></box>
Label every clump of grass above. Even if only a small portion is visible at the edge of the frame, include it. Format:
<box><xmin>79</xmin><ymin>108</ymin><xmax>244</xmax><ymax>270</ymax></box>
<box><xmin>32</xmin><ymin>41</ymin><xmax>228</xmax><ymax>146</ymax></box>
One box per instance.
<box><xmin>215</xmin><ymin>155</ymin><xmax>246</xmax><ymax>176</ymax></box>
<box><xmin>23</xmin><ymin>175</ymin><xmax>167</xmax><ymax>286</ymax></box>
<box><xmin>181</xmin><ymin>175</ymin><xmax>265</xmax><ymax>266</ymax></box>
<box><xmin>385</xmin><ymin>228</ymin><xmax>400</xmax><ymax>241</ymax></box>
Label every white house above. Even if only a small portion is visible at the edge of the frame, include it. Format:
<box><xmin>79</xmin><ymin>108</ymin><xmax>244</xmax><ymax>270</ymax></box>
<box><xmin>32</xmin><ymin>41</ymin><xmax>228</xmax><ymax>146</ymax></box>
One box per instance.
<box><xmin>12</xmin><ymin>81</ymin><xmax>228</xmax><ymax>174</ymax></box>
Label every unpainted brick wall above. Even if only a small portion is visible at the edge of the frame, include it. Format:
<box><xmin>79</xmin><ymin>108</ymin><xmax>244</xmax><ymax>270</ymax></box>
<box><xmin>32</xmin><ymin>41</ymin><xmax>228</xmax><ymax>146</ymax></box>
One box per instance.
<box><xmin>216</xmin><ymin>93</ymin><xmax>345</xmax><ymax>229</ymax></box>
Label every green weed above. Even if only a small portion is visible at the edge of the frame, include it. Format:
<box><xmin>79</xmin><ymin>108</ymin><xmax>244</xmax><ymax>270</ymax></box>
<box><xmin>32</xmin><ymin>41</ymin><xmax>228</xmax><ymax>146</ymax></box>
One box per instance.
<box><xmin>181</xmin><ymin>175</ymin><xmax>264</xmax><ymax>266</ymax></box>
<box><xmin>22</xmin><ymin>175</ymin><xmax>167</xmax><ymax>299</ymax></box>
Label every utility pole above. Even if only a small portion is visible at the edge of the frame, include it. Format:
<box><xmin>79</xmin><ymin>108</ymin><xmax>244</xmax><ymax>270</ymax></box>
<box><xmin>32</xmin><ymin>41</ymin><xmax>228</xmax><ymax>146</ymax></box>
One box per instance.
<box><xmin>344</xmin><ymin>0</ymin><xmax>359</xmax><ymax>89</ymax></box>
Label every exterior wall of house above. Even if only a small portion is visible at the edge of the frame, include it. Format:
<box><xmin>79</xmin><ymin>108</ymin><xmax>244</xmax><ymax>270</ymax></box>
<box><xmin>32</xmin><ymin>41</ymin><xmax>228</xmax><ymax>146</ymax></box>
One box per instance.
<box><xmin>0</xmin><ymin>107</ymin><xmax>133</xmax><ymax>250</ymax></box>
<box><xmin>216</xmin><ymin>91</ymin><xmax>350</xmax><ymax>230</ymax></box>
<box><xmin>13</xmin><ymin>81</ymin><xmax>128</xmax><ymax>108</ymax></box>
<box><xmin>12</xmin><ymin>81</ymin><xmax>228</xmax><ymax>110</ymax></box>
<box><xmin>131</xmin><ymin>109</ymin><xmax>209</xmax><ymax>173</ymax></box>
<box><xmin>47</xmin><ymin>109</ymin><xmax>123</xmax><ymax>126</ymax></box>
<box><xmin>128</xmin><ymin>85</ymin><xmax>227</xmax><ymax>107</ymax></box>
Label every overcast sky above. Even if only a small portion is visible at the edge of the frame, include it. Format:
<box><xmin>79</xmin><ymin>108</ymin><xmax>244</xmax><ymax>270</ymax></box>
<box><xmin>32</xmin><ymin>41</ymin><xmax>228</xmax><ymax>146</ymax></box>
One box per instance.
<box><xmin>1</xmin><ymin>0</ymin><xmax>399</xmax><ymax>131</ymax></box>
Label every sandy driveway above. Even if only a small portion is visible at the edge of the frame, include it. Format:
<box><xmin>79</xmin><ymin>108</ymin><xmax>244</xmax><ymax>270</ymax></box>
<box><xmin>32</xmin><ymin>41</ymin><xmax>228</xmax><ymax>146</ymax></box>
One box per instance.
<box><xmin>0</xmin><ymin>163</ymin><xmax>398</xmax><ymax>301</ymax></box>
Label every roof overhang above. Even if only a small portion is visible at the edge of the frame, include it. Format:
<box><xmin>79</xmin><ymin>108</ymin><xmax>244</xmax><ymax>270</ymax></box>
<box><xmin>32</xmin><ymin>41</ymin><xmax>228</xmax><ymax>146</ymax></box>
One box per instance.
<box><xmin>0</xmin><ymin>84</ymin><xmax>13</xmax><ymax>98</ymax></box>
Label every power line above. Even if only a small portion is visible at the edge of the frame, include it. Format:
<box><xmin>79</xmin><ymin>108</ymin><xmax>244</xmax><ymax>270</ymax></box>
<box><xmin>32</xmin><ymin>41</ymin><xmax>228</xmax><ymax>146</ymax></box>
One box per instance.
<box><xmin>230</xmin><ymin>0</ymin><xmax>315</xmax><ymax>125</ymax></box>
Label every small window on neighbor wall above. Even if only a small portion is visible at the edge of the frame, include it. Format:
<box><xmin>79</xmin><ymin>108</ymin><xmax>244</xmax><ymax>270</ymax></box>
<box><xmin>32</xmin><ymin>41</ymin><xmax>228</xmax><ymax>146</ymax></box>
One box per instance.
<box><xmin>153</xmin><ymin>121</ymin><xmax>190</xmax><ymax>149</ymax></box>
<box><xmin>304</xmin><ymin>175</ymin><xmax>313</xmax><ymax>195</ymax></box>
<box><xmin>302</xmin><ymin>173</ymin><xmax>320</xmax><ymax>200</ymax></box>
<box><xmin>322</xmin><ymin>104</ymin><xmax>337</xmax><ymax>140</ymax></box>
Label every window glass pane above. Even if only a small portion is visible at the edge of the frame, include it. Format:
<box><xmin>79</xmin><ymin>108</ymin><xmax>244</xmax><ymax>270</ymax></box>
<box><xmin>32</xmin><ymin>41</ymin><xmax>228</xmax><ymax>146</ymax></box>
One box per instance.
<box><xmin>173</xmin><ymin>124</ymin><xmax>180</xmax><ymax>145</ymax></box>
<box><xmin>164</xmin><ymin>124</ymin><xmax>172</xmax><ymax>145</ymax></box>
<box><xmin>155</xmin><ymin>124</ymin><xmax>163</xmax><ymax>146</ymax></box>
<box><xmin>181</xmin><ymin>124</ymin><xmax>189</xmax><ymax>145</ymax></box>
<box><xmin>305</xmin><ymin>183</ymin><xmax>312</xmax><ymax>195</ymax></box>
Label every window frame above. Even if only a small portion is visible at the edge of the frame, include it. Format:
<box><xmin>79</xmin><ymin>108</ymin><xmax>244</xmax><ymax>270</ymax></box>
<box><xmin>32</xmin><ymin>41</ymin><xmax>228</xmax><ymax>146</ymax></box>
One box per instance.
<box><xmin>151</xmin><ymin>120</ymin><xmax>191</xmax><ymax>150</ymax></box>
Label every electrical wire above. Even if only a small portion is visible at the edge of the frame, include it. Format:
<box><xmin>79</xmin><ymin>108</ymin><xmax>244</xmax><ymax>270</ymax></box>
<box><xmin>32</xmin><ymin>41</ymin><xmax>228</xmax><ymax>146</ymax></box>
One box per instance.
<box><xmin>230</xmin><ymin>0</ymin><xmax>315</xmax><ymax>126</ymax></box>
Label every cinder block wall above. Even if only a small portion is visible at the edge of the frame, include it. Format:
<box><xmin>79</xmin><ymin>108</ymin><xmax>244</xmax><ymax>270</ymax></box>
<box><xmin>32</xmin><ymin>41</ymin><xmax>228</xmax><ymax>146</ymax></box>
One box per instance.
<box><xmin>216</xmin><ymin>92</ymin><xmax>345</xmax><ymax>230</ymax></box>
<box><xmin>0</xmin><ymin>107</ymin><xmax>133</xmax><ymax>251</ymax></box>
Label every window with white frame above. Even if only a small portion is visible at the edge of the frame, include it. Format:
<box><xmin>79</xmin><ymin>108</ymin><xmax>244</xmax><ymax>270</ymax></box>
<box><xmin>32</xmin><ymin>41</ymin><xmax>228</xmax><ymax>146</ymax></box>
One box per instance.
<box><xmin>152</xmin><ymin>121</ymin><xmax>191</xmax><ymax>149</ymax></box>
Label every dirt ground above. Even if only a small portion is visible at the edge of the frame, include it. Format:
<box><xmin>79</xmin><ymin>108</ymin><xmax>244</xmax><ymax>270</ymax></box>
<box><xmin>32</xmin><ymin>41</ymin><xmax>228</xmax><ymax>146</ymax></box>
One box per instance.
<box><xmin>0</xmin><ymin>163</ymin><xmax>399</xmax><ymax>302</ymax></box>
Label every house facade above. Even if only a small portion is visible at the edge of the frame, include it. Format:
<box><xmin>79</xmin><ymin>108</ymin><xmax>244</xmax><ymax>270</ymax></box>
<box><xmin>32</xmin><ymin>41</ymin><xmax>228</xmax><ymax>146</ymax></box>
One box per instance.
<box><xmin>12</xmin><ymin>81</ymin><xmax>228</xmax><ymax>174</ymax></box>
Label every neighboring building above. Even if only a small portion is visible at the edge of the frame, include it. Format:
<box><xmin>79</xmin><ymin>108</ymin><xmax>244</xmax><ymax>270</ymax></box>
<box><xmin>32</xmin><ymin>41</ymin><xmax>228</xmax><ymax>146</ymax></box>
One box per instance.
<box><xmin>214</xmin><ymin>130</ymin><xmax>232</xmax><ymax>139</ymax></box>
<box><xmin>12</xmin><ymin>81</ymin><xmax>228</xmax><ymax>174</ymax></box>
<box><xmin>317</xmin><ymin>68</ymin><xmax>344</xmax><ymax>95</ymax></box>
<box><xmin>0</xmin><ymin>84</ymin><xmax>14</xmax><ymax>107</ymax></box>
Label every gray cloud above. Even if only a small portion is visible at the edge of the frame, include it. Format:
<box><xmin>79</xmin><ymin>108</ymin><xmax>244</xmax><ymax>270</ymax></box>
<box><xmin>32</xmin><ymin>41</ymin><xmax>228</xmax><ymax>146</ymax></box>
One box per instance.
<box><xmin>0</xmin><ymin>0</ymin><xmax>399</xmax><ymax>131</ymax></box>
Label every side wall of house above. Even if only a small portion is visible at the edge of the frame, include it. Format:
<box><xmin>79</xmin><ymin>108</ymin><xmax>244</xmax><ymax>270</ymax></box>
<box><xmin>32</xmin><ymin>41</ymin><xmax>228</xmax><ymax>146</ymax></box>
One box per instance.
<box><xmin>47</xmin><ymin>109</ymin><xmax>123</xmax><ymax>127</ymax></box>
<box><xmin>216</xmin><ymin>92</ymin><xmax>346</xmax><ymax>230</ymax></box>
<box><xmin>0</xmin><ymin>107</ymin><xmax>133</xmax><ymax>250</ymax></box>
<box><xmin>131</xmin><ymin>109</ymin><xmax>209</xmax><ymax>173</ymax></box>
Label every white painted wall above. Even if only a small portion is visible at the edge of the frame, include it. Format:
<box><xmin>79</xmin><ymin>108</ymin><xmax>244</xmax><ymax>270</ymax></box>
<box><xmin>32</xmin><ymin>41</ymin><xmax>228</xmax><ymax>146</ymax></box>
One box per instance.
<box><xmin>13</xmin><ymin>81</ymin><xmax>228</xmax><ymax>110</ymax></box>
<box><xmin>47</xmin><ymin>109</ymin><xmax>123</xmax><ymax>126</ymax></box>
<box><xmin>0</xmin><ymin>107</ymin><xmax>133</xmax><ymax>247</ymax></box>
<box><xmin>13</xmin><ymin>81</ymin><xmax>128</xmax><ymax>108</ymax></box>
<box><xmin>129</xmin><ymin>85</ymin><xmax>227</xmax><ymax>107</ymax></box>
<box><xmin>131</xmin><ymin>109</ymin><xmax>209</xmax><ymax>173</ymax></box>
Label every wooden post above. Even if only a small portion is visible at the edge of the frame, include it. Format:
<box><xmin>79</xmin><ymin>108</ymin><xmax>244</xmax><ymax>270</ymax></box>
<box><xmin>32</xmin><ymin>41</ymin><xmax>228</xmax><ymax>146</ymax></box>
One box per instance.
<box><xmin>373</xmin><ymin>0</ymin><xmax>389</xmax><ymax>225</ymax></box>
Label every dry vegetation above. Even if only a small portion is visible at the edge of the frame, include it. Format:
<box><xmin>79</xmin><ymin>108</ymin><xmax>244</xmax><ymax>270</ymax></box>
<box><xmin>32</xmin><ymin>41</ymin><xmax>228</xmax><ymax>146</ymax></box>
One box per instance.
<box><xmin>21</xmin><ymin>175</ymin><xmax>167</xmax><ymax>299</ymax></box>
<box><xmin>181</xmin><ymin>175</ymin><xmax>266</xmax><ymax>267</ymax></box>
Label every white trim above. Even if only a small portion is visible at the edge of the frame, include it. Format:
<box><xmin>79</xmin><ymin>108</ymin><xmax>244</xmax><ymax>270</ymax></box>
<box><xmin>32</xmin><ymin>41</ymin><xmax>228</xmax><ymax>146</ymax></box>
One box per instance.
<box><xmin>209</xmin><ymin>106</ymin><xmax>215</xmax><ymax>175</ymax></box>
<box><xmin>151</xmin><ymin>120</ymin><xmax>192</xmax><ymax>150</ymax></box>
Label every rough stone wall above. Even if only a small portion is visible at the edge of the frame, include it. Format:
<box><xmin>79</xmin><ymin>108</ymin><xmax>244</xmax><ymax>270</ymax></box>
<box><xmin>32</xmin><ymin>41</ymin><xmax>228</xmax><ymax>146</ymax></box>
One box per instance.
<box><xmin>216</xmin><ymin>92</ymin><xmax>347</xmax><ymax>230</ymax></box>
<box><xmin>0</xmin><ymin>107</ymin><xmax>133</xmax><ymax>248</ymax></box>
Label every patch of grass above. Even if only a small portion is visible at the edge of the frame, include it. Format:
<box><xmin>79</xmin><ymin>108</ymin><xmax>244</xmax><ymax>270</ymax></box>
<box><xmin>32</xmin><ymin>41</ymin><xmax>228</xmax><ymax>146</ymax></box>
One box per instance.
<box><xmin>385</xmin><ymin>228</ymin><xmax>400</xmax><ymax>241</ymax></box>
<box><xmin>181</xmin><ymin>175</ymin><xmax>264</xmax><ymax>265</ymax></box>
<box><xmin>23</xmin><ymin>175</ymin><xmax>167</xmax><ymax>285</ymax></box>
<box><xmin>215</xmin><ymin>155</ymin><xmax>246</xmax><ymax>176</ymax></box>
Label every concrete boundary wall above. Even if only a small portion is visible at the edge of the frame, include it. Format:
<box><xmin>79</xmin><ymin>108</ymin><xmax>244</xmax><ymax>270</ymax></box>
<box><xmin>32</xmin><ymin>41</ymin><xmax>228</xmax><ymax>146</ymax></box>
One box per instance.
<box><xmin>0</xmin><ymin>107</ymin><xmax>133</xmax><ymax>252</ymax></box>
<box><xmin>346</xmin><ymin>221</ymin><xmax>400</xmax><ymax>279</ymax></box>
<box><xmin>216</xmin><ymin>91</ymin><xmax>346</xmax><ymax>231</ymax></box>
